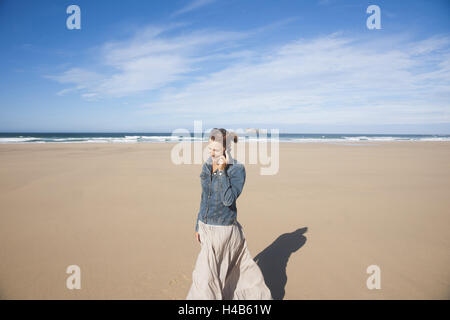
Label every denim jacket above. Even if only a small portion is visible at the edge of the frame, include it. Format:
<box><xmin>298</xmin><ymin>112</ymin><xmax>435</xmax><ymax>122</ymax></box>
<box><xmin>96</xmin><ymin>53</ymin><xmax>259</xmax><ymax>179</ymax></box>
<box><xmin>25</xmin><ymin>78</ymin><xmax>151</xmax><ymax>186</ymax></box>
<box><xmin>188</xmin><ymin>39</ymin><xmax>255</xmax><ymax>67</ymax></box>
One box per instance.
<box><xmin>195</xmin><ymin>154</ymin><xmax>246</xmax><ymax>232</ymax></box>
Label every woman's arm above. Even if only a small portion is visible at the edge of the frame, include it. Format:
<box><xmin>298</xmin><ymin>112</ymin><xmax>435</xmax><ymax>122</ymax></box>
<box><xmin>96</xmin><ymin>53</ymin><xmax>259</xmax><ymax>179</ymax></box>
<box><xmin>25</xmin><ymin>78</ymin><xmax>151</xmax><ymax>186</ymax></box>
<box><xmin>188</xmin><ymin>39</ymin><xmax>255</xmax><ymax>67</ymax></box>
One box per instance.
<box><xmin>217</xmin><ymin>164</ymin><xmax>246</xmax><ymax>207</ymax></box>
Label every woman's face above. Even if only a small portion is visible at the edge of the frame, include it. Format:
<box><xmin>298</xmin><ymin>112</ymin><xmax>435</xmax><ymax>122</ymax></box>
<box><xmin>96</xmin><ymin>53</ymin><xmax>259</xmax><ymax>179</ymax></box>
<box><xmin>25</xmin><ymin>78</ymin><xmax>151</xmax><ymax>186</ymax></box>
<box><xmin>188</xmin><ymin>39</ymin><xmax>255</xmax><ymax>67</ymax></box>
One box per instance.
<box><xmin>208</xmin><ymin>140</ymin><xmax>224</xmax><ymax>162</ymax></box>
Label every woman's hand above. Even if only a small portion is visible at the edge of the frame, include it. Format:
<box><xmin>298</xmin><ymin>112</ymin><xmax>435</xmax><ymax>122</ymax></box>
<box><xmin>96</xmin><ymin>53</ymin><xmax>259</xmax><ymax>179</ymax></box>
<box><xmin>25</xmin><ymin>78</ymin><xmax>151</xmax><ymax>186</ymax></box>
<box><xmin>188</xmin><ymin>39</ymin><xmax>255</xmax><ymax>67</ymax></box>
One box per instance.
<box><xmin>195</xmin><ymin>232</ymin><xmax>201</xmax><ymax>243</ymax></box>
<box><xmin>216</xmin><ymin>152</ymin><xmax>228</xmax><ymax>171</ymax></box>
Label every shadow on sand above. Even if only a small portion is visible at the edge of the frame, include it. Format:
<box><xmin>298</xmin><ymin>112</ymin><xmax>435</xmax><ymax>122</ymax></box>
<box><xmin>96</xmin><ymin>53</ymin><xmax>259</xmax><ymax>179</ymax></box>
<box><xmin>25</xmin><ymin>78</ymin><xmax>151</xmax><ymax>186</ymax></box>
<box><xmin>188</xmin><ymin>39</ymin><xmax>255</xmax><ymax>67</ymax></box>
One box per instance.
<box><xmin>253</xmin><ymin>227</ymin><xmax>308</xmax><ymax>300</ymax></box>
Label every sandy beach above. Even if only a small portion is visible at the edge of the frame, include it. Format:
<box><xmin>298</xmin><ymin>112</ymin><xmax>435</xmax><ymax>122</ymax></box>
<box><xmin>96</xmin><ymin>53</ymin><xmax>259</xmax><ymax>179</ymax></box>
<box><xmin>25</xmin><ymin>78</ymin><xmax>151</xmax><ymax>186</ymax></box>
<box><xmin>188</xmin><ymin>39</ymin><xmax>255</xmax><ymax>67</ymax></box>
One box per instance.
<box><xmin>0</xmin><ymin>141</ymin><xmax>449</xmax><ymax>299</ymax></box>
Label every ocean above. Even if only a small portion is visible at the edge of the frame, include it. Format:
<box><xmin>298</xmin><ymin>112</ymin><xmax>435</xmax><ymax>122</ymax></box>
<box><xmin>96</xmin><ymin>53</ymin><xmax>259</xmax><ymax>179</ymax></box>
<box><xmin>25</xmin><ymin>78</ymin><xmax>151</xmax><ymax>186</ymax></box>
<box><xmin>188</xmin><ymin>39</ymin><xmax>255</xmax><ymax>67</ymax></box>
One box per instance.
<box><xmin>0</xmin><ymin>132</ymin><xmax>449</xmax><ymax>144</ymax></box>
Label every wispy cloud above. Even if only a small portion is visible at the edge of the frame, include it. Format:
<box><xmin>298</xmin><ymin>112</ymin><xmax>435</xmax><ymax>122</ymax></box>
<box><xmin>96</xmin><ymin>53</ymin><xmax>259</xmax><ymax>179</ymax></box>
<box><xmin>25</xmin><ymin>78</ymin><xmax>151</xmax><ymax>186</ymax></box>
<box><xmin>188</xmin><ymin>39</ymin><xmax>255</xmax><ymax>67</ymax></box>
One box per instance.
<box><xmin>139</xmin><ymin>32</ymin><xmax>450</xmax><ymax>125</ymax></box>
<box><xmin>46</xmin><ymin>22</ymin><xmax>450</xmax><ymax>125</ymax></box>
<box><xmin>171</xmin><ymin>0</ymin><xmax>216</xmax><ymax>17</ymax></box>
<box><xmin>45</xmin><ymin>23</ymin><xmax>251</xmax><ymax>100</ymax></box>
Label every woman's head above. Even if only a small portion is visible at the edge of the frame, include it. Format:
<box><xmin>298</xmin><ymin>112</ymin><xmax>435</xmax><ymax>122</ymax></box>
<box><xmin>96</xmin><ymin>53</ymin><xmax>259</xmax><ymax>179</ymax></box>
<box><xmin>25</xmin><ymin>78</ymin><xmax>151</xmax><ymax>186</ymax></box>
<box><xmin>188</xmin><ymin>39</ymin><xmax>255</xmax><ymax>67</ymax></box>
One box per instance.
<box><xmin>208</xmin><ymin>128</ymin><xmax>238</xmax><ymax>162</ymax></box>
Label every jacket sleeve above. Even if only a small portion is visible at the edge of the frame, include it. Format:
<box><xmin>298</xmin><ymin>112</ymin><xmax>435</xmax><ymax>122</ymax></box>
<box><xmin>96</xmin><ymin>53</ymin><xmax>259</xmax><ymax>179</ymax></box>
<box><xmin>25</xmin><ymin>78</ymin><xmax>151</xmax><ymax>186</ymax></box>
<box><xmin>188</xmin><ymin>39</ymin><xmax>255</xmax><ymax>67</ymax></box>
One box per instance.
<box><xmin>217</xmin><ymin>164</ymin><xmax>246</xmax><ymax>207</ymax></box>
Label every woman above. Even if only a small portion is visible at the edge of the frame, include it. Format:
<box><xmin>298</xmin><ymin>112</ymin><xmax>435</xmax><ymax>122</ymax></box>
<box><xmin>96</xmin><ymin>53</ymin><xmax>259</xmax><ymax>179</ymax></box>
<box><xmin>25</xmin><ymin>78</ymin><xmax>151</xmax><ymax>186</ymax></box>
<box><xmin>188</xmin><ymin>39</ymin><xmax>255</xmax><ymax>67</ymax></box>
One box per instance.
<box><xmin>186</xmin><ymin>128</ymin><xmax>272</xmax><ymax>300</ymax></box>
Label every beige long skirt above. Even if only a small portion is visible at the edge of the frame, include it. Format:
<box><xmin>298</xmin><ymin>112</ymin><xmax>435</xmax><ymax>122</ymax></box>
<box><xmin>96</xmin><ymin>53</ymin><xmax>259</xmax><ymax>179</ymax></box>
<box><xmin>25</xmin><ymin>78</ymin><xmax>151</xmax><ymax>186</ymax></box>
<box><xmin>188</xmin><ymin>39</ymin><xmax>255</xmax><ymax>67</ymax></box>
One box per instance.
<box><xmin>186</xmin><ymin>220</ymin><xmax>273</xmax><ymax>300</ymax></box>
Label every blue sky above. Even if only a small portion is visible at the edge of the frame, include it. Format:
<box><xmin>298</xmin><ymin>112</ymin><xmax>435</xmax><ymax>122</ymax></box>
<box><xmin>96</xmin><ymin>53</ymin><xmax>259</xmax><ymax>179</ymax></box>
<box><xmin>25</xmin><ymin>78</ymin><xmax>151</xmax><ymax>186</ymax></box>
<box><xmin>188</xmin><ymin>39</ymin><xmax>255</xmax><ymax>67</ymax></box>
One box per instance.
<box><xmin>0</xmin><ymin>0</ymin><xmax>449</xmax><ymax>133</ymax></box>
